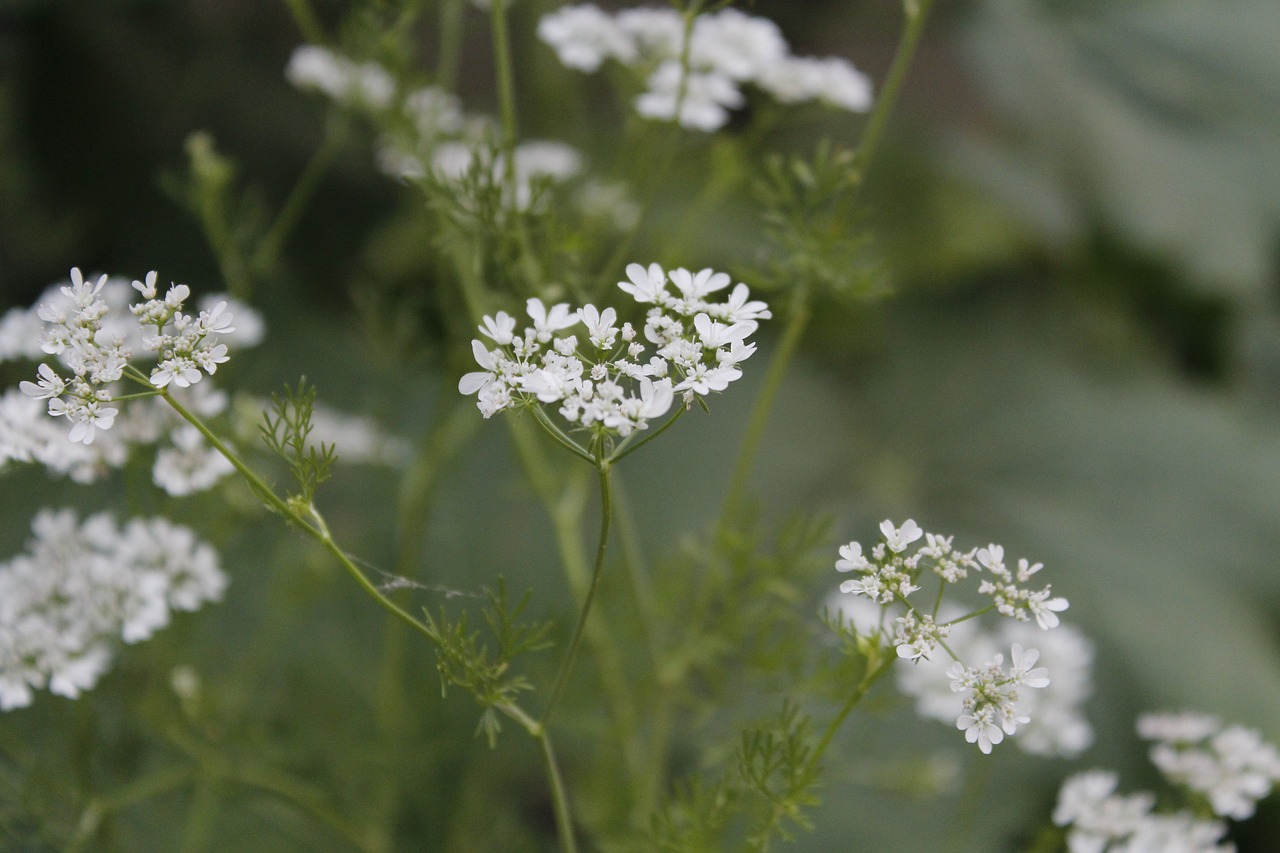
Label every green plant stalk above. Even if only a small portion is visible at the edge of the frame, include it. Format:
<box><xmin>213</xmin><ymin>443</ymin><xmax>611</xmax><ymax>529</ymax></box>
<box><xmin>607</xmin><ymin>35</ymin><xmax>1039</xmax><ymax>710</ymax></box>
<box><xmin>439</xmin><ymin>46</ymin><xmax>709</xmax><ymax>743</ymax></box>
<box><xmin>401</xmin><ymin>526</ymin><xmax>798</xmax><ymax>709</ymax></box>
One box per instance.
<box><xmin>168</xmin><ymin>726</ymin><xmax>383</xmax><ymax>851</ymax></box>
<box><xmin>487</xmin><ymin>0</ymin><xmax>543</xmax><ymax>289</ymax></box>
<box><xmin>718</xmin><ymin>0</ymin><xmax>936</xmax><ymax>528</ymax></box>
<box><xmin>368</xmin><ymin>396</ymin><xmax>479</xmax><ymax>836</ymax></box>
<box><xmin>719</xmin><ymin>284</ymin><xmax>811</xmax><ymax>526</ymax></box>
<box><xmin>452</xmin><ymin>239</ymin><xmax>642</xmax><ymax>785</ymax></box>
<box><xmin>161</xmin><ymin>386</ymin><xmax>586</xmax><ymax>851</ymax></box>
<box><xmin>252</xmin><ymin>116</ymin><xmax>349</xmax><ymax>277</ymax></box>
<box><xmin>853</xmin><ymin>0</ymin><xmax>936</xmax><ymax>178</ymax></box>
<box><xmin>281</xmin><ymin>0</ymin><xmax>326</xmax><ymax>45</ymax></box>
<box><xmin>500</xmin><ymin>703</ymin><xmax>579</xmax><ymax>853</ymax></box>
<box><xmin>178</xmin><ymin>773</ymin><xmax>224</xmax><ymax>853</ymax></box>
<box><xmin>62</xmin><ymin>767</ymin><xmax>196</xmax><ymax>853</ymax></box>
<box><xmin>436</xmin><ymin>0</ymin><xmax>467</xmax><ymax>92</ymax></box>
<box><xmin>811</xmin><ymin>652</ymin><xmax>895</xmax><ymax>766</ymax></box>
<box><xmin>540</xmin><ymin>463</ymin><xmax>613</xmax><ymax>727</ymax></box>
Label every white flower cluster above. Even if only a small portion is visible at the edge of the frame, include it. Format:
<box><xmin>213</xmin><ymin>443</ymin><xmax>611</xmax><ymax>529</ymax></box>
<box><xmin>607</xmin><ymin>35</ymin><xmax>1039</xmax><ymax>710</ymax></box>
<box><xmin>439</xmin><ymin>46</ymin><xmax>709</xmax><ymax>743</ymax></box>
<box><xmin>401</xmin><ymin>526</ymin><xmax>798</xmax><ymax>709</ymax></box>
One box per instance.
<box><xmin>285</xmin><ymin>44</ymin><xmax>396</xmax><ymax>110</ymax></box>
<box><xmin>538</xmin><ymin>5</ymin><xmax>873</xmax><ymax>131</ymax></box>
<box><xmin>1053</xmin><ymin>714</ymin><xmax>1280</xmax><ymax>851</ymax></box>
<box><xmin>2</xmin><ymin>270</ymin><xmax>261</xmax><ymax>494</ymax></box>
<box><xmin>834</xmin><ymin>520</ymin><xmax>1075</xmax><ymax>754</ymax></box>
<box><xmin>889</xmin><ymin>604</ymin><xmax>1095</xmax><ymax>758</ymax></box>
<box><xmin>284</xmin><ymin>45</ymin><xmax>604</xmax><ymax>216</ymax></box>
<box><xmin>0</xmin><ymin>509</ymin><xmax>226</xmax><ymax>711</ymax></box>
<box><xmin>1054</xmin><ymin>769</ymin><xmax>1232</xmax><ymax>853</ymax></box>
<box><xmin>1138</xmin><ymin>711</ymin><xmax>1280</xmax><ymax>820</ymax></box>
<box><xmin>17</xmin><ymin>269</ymin><xmax>247</xmax><ymax>445</ymax></box>
<box><xmin>459</xmin><ymin>263</ymin><xmax>769</xmax><ymax>438</ymax></box>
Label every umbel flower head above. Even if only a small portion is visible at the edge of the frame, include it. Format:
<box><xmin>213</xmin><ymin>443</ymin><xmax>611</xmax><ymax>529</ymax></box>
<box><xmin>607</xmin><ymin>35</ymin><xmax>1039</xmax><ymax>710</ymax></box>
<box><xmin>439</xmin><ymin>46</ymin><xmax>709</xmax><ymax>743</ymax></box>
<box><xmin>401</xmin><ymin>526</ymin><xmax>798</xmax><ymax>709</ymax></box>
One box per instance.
<box><xmin>832</xmin><ymin>519</ymin><xmax>1073</xmax><ymax>754</ymax></box>
<box><xmin>17</xmin><ymin>268</ymin><xmax>248</xmax><ymax>446</ymax></box>
<box><xmin>0</xmin><ymin>508</ymin><xmax>226</xmax><ymax>711</ymax></box>
<box><xmin>538</xmin><ymin>5</ymin><xmax>873</xmax><ymax>131</ymax></box>
<box><xmin>459</xmin><ymin>263</ymin><xmax>769</xmax><ymax>444</ymax></box>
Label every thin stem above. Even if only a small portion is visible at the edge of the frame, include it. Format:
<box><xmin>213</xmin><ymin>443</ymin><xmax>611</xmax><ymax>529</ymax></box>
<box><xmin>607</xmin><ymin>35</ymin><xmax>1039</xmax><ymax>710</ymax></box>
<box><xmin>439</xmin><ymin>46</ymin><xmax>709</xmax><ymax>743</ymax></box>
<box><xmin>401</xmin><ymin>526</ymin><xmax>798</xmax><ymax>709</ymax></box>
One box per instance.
<box><xmin>530</xmin><ymin>406</ymin><xmax>596</xmax><ymax>465</ymax></box>
<box><xmin>281</xmin><ymin>0</ymin><xmax>326</xmax><ymax>45</ymax></box>
<box><xmin>718</xmin><ymin>285</ymin><xmax>811</xmax><ymax>526</ymax></box>
<box><xmin>497</xmin><ymin>704</ymin><xmax>579</xmax><ymax>853</ymax></box>
<box><xmin>853</xmin><ymin>0</ymin><xmax>936</xmax><ymax>178</ymax></box>
<box><xmin>607</xmin><ymin>406</ymin><xmax>685</xmax><ymax>465</ymax></box>
<box><xmin>540</xmin><ymin>463</ymin><xmax>613</xmax><ymax>726</ymax></box>
<box><xmin>436</xmin><ymin>0</ymin><xmax>466</xmax><ymax>92</ymax></box>
<box><xmin>161</xmin><ymin>392</ymin><xmax>439</xmax><ymax>647</ymax></box>
<box><xmin>811</xmin><ymin>652</ymin><xmax>895</xmax><ymax>766</ymax></box>
<box><xmin>252</xmin><ymin>116</ymin><xmax>348</xmax><ymax>275</ymax></box>
<box><xmin>489</xmin><ymin>0</ymin><xmax>519</xmax><ymax>159</ymax></box>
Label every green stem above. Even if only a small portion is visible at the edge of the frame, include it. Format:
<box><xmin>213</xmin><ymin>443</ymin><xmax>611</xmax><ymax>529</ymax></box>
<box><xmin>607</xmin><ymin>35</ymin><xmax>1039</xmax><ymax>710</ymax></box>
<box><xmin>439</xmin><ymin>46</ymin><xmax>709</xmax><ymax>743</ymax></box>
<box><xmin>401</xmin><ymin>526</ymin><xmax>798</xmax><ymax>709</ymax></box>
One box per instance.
<box><xmin>436</xmin><ymin>0</ymin><xmax>467</xmax><ymax>92</ymax></box>
<box><xmin>252</xmin><ymin>116</ymin><xmax>348</xmax><ymax>275</ymax></box>
<box><xmin>811</xmin><ymin>653</ymin><xmax>895</xmax><ymax>767</ymax></box>
<box><xmin>160</xmin><ymin>391</ymin><xmax>438</xmax><ymax>648</ymax></box>
<box><xmin>853</xmin><ymin>0</ymin><xmax>936</xmax><ymax>178</ymax></box>
<box><xmin>489</xmin><ymin>0</ymin><xmax>519</xmax><ymax>159</ymax></box>
<box><xmin>281</xmin><ymin>0</ymin><xmax>326</xmax><ymax>44</ymax></box>
<box><xmin>178</xmin><ymin>773</ymin><xmax>224</xmax><ymax>853</ymax></box>
<box><xmin>718</xmin><ymin>285</ymin><xmax>811</xmax><ymax>526</ymax></box>
<box><xmin>498</xmin><ymin>704</ymin><xmax>579</xmax><ymax>853</ymax></box>
<box><xmin>607</xmin><ymin>406</ymin><xmax>685</xmax><ymax>466</ymax></box>
<box><xmin>540</xmin><ymin>463</ymin><xmax>613</xmax><ymax>726</ymax></box>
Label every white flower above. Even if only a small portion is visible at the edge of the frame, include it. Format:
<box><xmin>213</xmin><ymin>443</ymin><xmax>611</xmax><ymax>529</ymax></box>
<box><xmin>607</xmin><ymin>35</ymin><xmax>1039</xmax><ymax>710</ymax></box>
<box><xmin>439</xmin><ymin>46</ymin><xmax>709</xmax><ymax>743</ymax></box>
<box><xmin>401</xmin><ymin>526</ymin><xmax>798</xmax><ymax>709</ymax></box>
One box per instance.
<box><xmin>719</xmin><ymin>283</ymin><xmax>773</xmax><ymax>323</ymax></box>
<box><xmin>635</xmin><ymin>62</ymin><xmax>742</xmax><ymax>131</ymax></box>
<box><xmin>152</xmin><ymin>424</ymin><xmax>234</xmax><ymax>496</ymax></box>
<box><xmin>458</xmin><ymin>340</ymin><xmax>501</xmax><ymax>396</ymax></box>
<box><xmin>18</xmin><ymin>363</ymin><xmax>65</xmax><ymax>400</ymax></box>
<box><xmin>526</xmin><ymin>298</ymin><xmax>580</xmax><ymax>341</ymax></box>
<box><xmin>690</xmin><ymin>7</ymin><xmax>787</xmax><ymax>82</ymax></box>
<box><xmin>880</xmin><ymin>519</ymin><xmax>923</xmax><ymax>553</ymax></box>
<box><xmin>459</xmin><ymin>262</ymin><xmax>767</xmax><ymax>440</ymax></box>
<box><xmin>1139</xmin><ymin>712</ymin><xmax>1280</xmax><ymax>820</ymax></box>
<box><xmin>957</xmin><ymin>705</ymin><xmax>1004</xmax><ymax>754</ymax></box>
<box><xmin>285</xmin><ymin>45</ymin><xmax>395</xmax><ymax>110</ymax></box>
<box><xmin>579</xmin><ymin>304</ymin><xmax>619</xmax><ymax>349</ymax></box>
<box><xmin>479</xmin><ymin>311</ymin><xmax>517</xmax><ymax>345</ymax></box>
<box><xmin>755</xmin><ymin>56</ymin><xmax>872</xmax><ymax>112</ymax></box>
<box><xmin>835</xmin><ymin>541</ymin><xmax>872</xmax><ymax>573</ymax></box>
<box><xmin>618</xmin><ymin>263</ymin><xmax>668</xmax><ymax>303</ymax></box>
<box><xmin>538</xmin><ymin>4</ymin><xmax>636</xmax><ymax>71</ymax></box>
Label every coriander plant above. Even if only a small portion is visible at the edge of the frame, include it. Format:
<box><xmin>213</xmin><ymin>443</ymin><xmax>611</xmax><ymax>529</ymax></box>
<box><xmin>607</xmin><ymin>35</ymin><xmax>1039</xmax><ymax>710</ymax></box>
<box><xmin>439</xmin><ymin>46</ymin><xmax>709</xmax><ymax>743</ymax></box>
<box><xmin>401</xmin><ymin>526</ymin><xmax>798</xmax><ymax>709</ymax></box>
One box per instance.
<box><xmin>1</xmin><ymin>1</ymin><xmax>1278</xmax><ymax>851</ymax></box>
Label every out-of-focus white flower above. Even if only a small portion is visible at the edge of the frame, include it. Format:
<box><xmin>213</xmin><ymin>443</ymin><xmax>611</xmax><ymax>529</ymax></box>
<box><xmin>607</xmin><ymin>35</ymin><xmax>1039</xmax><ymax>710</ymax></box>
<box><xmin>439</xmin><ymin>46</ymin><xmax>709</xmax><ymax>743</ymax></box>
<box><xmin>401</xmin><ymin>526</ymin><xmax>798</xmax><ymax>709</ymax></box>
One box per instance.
<box><xmin>538</xmin><ymin>4</ymin><xmax>873</xmax><ymax>131</ymax></box>
<box><xmin>1053</xmin><ymin>768</ymin><xmax>1232</xmax><ymax>853</ymax></box>
<box><xmin>286</xmin><ymin>45</ymin><xmax>396</xmax><ymax>110</ymax></box>
<box><xmin>0</xmin><ymin>509</ymin><xmax>225</xmax><ymax>711</ymax></box>
<box><xmin>538</xmin><ymin>4</ymin><xmax>637</xmax><ymax>71</ymax></box>
<box><xmin>1139</xmin><ymin>712</ymin><xmax>1280</xmax><ymax>820</ymax></box>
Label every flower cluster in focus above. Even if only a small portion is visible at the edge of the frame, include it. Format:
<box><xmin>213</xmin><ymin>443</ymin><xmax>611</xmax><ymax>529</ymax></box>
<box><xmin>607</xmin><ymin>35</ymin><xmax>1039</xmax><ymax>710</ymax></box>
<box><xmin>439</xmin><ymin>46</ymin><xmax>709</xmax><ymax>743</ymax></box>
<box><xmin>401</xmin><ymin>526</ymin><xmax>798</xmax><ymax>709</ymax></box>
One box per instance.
<box><xmin>833</xmin><ymin>520</ymin><xmax>1073</xmax><ymax>753</ymax></box>
<box><xmin>0</xmin><ymin>509</ymin><xmax>226</xmax><ymax>711</ymax></box>
<box><xmin>538</xmin><ymin>5</ymin><xmax>873</xmax><ymax>131</ymax></box>
<box><xmin>16</xmin><ymin>269</ymin><xmax>250</xmax><ymax>445</ymax></box>
<box><xmin>1054</xmin><ymin>713</ymin><xmax>1280</xmax><ymax>852</ymax></box>
<box><xmin>459</xmin><ymin>263</ymin><xmax>769</xmax><ymax>439</ymax></box>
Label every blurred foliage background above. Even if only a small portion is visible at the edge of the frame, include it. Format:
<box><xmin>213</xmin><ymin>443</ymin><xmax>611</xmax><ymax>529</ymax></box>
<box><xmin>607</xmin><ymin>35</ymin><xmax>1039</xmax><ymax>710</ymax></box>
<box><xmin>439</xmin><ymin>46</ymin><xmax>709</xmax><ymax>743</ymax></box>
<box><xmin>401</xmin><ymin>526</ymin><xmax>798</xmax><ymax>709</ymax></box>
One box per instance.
<box><xmin>1</xmin><ymin>0</ymin><xmax>1279</xmax><ymax>849</ymax></box>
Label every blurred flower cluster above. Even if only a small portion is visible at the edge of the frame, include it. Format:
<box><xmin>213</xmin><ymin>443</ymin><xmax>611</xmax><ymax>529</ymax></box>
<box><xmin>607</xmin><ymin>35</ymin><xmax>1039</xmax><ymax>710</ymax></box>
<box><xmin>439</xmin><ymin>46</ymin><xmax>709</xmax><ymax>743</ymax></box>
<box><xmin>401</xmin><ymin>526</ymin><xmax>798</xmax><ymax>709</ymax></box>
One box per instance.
<box><xmin>0</xmin><ymin>509</ymin><xmax>225</xmax><ymax>711</ymax></box>
<box><xmin>538</xmin><ymin>4</ymin><xmax>873</xmax><ymax>130</ymax></box>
